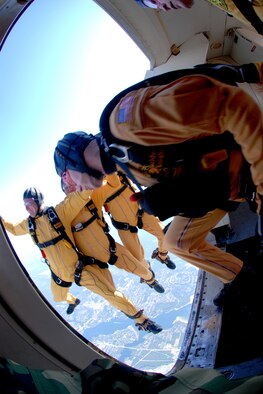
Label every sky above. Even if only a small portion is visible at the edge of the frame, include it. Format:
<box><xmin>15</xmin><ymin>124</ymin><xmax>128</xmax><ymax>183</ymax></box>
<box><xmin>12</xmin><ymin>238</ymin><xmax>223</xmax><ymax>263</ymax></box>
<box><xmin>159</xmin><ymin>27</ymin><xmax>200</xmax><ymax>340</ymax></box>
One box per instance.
<box><xmin>0</xmin><ymin>0</ymin><xmax>149</xmax><ymax>223</ymax></box>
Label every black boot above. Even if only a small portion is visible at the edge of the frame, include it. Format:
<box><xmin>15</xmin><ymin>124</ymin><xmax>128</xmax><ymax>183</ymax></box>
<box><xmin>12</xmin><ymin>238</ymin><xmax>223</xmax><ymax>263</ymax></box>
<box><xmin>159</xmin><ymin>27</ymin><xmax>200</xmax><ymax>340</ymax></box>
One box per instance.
<box><xmin>135</xmin><ymin>319</ymin><xmax>163</xmax><ymax>334</ymax></box>
<box><xmin>140</xmin><ymin>268</ymin><xmax>165</xmax><ymax>293</ymax></box>
<box><xmin>66</xmin><ymin>298</ymin><xmax>80</xmax><ymax>314</ymax></box>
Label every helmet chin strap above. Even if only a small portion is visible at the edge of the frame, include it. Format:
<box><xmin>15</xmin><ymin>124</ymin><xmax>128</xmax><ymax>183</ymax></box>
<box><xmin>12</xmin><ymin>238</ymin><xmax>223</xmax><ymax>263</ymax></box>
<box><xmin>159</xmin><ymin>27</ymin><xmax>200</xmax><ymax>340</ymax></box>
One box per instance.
<box><xmin>36</xmin><ymin>203</ymin><xmax>44</xmax><ymax>217</ymax></box>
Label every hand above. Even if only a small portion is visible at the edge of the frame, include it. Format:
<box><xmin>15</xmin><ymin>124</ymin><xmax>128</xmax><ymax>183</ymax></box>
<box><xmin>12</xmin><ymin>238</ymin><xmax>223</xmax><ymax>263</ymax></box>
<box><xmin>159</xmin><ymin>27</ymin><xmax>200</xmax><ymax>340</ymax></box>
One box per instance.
<box><xmin>130</xmin><ymin>192</ymin><xmax>143</xmax><ymax>202</ymax></box>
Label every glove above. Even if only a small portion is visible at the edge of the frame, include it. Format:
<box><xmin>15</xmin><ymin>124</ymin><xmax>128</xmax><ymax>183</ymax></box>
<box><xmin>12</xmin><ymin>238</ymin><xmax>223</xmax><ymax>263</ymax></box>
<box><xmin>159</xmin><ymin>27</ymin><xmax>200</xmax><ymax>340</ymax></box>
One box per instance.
<box><xmin>194</xmin><ymin>63</ymin><xmax>260</xmax><ymax>84</ymax></box>
<box><xmin>130</xmin><ymin>190</ymin><xmax>173</xmax><ymax>219</ymax></box>
<box><xmin>130</xmin><ymin>192</ymin><xmax>143</xmax><ymax>203</ymax></box>
<box><xmin>130</xmin><ymin>192</ymin><xmax>158</xmax><ymax>217</ymax></box>
<box><xmin>130</xmin><ymin>179</ymin><xmax>217</xmax><ymax>221</ymax></box>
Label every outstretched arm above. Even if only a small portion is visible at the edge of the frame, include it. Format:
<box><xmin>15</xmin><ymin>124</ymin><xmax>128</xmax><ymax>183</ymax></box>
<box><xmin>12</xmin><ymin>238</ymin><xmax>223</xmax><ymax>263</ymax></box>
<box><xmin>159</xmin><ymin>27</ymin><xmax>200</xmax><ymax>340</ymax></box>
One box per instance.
<box><xmin>1</xmin><ymin>217</ymin><xmax>28</xmax><ymax>236</ymax></box>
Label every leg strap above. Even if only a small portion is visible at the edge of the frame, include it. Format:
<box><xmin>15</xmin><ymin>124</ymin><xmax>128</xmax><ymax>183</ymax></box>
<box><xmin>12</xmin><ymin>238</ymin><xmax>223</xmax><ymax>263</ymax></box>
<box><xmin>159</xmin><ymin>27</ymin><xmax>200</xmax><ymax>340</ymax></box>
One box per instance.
<box><xmin>124</xmin><ymin>309</ymin><xmax>144</xmax><ymax>319</ymax></box>
<box><xmin>51</xmin><ymin>271</ymin><xmax>72</xmax><ymax>287</ymax></box>
<box><xmin>74</xmin><ymin>256</ymin><xmax>108</xmax><ymax>286</ymax></box>
<box><xmin>140</xmin><ymin>269</ymin><xmax>155</xmax><ymax>284</ymax></box>
<box><xmin>158</xmin><ymin>250</ymin><xmax>168</xmax><ymax>257</ymax></box>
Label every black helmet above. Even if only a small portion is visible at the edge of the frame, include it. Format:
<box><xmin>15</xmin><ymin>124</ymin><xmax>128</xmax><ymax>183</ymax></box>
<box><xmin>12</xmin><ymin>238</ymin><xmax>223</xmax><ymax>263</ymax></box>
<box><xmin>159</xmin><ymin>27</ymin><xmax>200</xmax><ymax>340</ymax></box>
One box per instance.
<box><xmin>23</xmin><ymin>187</ymin><xmax>44</xmax><ymax>207</ymax></box>
<box><xmin>54</xmin><ymin>131</ymin><xmax>103</xmax><ymax>179</ymax></box>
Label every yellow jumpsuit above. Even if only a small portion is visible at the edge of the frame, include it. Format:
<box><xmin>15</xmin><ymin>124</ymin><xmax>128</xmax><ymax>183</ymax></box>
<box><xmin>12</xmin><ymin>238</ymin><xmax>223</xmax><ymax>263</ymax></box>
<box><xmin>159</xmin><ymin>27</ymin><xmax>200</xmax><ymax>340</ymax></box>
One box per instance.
<box><xmin>2</xmin><ymin>190</ymin><xmax>93</xmax><ymax>305</ymax></box>
<box><xmin>104</xmin><ymin>173</ymin><xmax>169</xmax><ymax>263</ymax></box>
<box><xmin>108</xmin><ymin>75</ymin><xmax>263</xmax><ymax>283</ymax></box>
<box><xmin>71</xmin><ymin>182</ymin><xmax>161</xmax><ymax>324</ymax></box>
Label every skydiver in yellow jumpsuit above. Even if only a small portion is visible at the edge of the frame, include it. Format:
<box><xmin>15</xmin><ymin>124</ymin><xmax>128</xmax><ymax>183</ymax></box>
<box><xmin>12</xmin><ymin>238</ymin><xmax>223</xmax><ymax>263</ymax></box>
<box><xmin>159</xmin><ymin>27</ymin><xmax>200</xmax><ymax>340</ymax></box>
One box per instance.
<box><xmin>1</xmin><ymin>187</ymin><xmax>92</xmax><ymax>314</ymax></box>
<box><xmin>61</xmin><ymin>173</ymin><xmax>163</xmax><ymax>333</ymax></box>
<box><xmin>104</xmin><ymin>171</ymin><xmax>176</xmax><ymax>269</ymax></box>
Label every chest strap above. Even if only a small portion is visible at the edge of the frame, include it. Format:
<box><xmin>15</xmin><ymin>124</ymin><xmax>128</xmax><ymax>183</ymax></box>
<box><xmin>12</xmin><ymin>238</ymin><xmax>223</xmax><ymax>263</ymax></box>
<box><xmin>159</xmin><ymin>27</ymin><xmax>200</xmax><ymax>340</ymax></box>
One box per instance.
<box><xmin>72</xmin><ymin>216</ymin><xmax>96</xmax><ymax>232</ymax></box>
<box><xmin>73</xmin><ymin>199</ymin><xmax>108</xmax><ymax>233</ymax></box>
<box><xmin>71</xmin><ymin>198</ymin><xmax>117</xmax><ymax>269</ymax></box>
<box><xmin>37</xmin><ymin>234</ymin><xmax>63</xmax><ymax>248</ymax></box>
<box><xmin>28</xmin><ymin>215</ymin><xmax>66</xmax><ymax>249</ymax></box>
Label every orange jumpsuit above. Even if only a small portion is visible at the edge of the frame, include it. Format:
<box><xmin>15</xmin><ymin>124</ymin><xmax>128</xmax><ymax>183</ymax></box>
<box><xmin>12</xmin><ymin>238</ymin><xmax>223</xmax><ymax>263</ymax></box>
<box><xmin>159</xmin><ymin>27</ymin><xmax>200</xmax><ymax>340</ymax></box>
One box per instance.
<box><xmin>104</xmin><ymin>173</ymin><xmax>168</xmax><ymax>263</ymax></box>
<box><xmin>2</xmin><ymin>190</ymin><xmax>93</xmax><ymax>305</ymax></box>
<box><xmin>108</xmin><ymin>75</ymin><xmax>263</xmax><ymax>283</ymax></box>
<box><xmin>71</xmin><ymin>182</ymin><xmax>162</xmax><ymax>324</ymax></box>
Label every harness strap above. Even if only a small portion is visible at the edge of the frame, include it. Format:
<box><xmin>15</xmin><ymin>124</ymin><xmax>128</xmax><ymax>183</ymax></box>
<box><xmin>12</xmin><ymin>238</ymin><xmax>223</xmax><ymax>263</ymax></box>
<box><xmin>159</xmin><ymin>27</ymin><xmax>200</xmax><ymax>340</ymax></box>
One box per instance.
<box><xmin>74</xmin><ymin>256</ymin><xmax>109</xmax><ymax>286</ymax></box>
<box><xmin>50</xmin><ymin>271</ymin><xmax>72</xmax><ymax>288</ymax></box>
<box><xmin>137</xmin><ymin>208</ymin><xmax>144</xmax><ymax>229</ymax></box>
<box><xmin>105</xmin><ymin>172</ymin><xmax>145</xmax><ymax>231</ymax></box>
<box><xmin>110</xmin><ymin>216</ymin><xmax>138</xmax><ymax>233</ymax></box>
<box><xmin>120</xmin><ymin>173</ymin><xmax>145</xmax><ymax>228</ymax></box>
<box><xmin>104</xmin><ymin>231</ymin><xmax>118</xmax><ymax>265</ymax></box>
<box><xmin>86</xmin><ymin>200</ymin><xmax>99</xmax><ymax>218</ymax></box>
<box><xmin>70</xmin><ymin>201</ymin><xmax>117</xmax><ymax>267</ymax></box>
<box><xmin>28</xmin><ymin>207</ymin><xmax>111</xmax><ymax>286</ymax></box>
<box><xmin>71</xmin><ymin>200</ymin><xmax>101</xmax><ymax>233</ymax></box>
<box><xmin>86</xmin><ymin>199</ymin><xmax>109</xmax><ymax>230</ymax></box>
<box><xmin>45</xmin><ymin>207</ymin><xmax>90</xmax><ymax>287</ymax></box>
<box><xmin>37</xmin><ymin>234</ymin><xmax>63</xmax><ymax>248</ymax></box>
<box><xmin>28</xmin><ymin>217</ymin><xmax>38</xmax><ymax>245</ymax></box>
<box><xmin>28</xmin><ymin>216</ymin><xmax>65</xmax><ymax>248</ymax></box>
<box><xmin>104</xmin><ymin>183</ymin><xmax>128</xmax><ymax>204</ymax></box>
<box><xmin>124</xmin><ymin>309</ymin><xmax>144</xmax><ymax>319</ymax></box>
<box><xmin>117</xmin><ymin>171</ymin><xmax>137</xmax><ymax>193</ymax></box>
<box><xmin>72</xmin><ymin>216</ymin><xmax>96</xmax><ymax>232</ymax></box>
